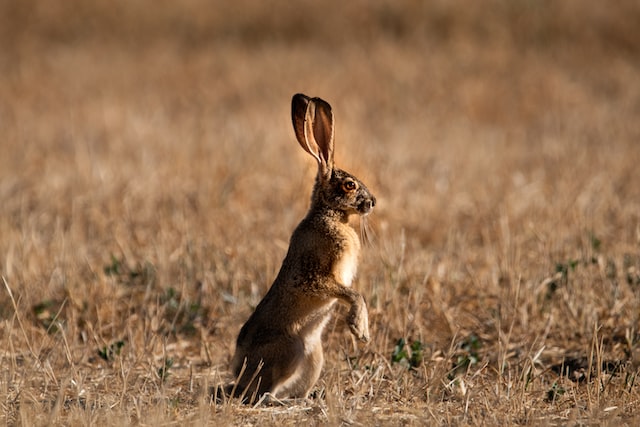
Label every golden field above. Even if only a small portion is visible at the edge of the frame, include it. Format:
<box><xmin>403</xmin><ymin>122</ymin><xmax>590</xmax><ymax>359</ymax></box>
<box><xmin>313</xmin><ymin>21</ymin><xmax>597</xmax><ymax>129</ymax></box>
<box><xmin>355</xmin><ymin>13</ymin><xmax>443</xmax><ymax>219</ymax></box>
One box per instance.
<box><xmin>1</xmin><ymin>0</ymin><xmax>640</xmax><ymax>425</ymax></box>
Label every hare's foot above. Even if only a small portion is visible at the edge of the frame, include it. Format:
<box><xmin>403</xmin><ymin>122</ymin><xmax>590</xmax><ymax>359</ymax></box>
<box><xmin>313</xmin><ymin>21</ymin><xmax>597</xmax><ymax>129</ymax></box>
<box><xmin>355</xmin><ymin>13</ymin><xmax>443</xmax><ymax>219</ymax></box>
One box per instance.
<box><xmin>347</xmin><ymin>300</ymin><xmax>370</xmax><ymax>342</ymax></box>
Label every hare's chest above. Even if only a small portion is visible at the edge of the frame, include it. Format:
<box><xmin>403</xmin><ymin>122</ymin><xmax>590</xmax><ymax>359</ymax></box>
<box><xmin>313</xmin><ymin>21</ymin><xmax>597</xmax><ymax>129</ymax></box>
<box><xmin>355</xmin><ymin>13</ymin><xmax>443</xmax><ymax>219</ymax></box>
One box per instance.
<box><xmin>332</xmin><ymin>229</ymin><xmax>361</xmax><ymax>287</ymax></box>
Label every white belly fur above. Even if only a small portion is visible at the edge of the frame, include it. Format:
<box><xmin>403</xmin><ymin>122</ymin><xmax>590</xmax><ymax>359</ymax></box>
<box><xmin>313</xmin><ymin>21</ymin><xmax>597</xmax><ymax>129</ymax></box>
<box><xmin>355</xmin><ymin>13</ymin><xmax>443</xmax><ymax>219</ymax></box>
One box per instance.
<box><xmin>332</xmin><ymin>227</ymin><xmax>360</xmax><ymax>287</ymax></box>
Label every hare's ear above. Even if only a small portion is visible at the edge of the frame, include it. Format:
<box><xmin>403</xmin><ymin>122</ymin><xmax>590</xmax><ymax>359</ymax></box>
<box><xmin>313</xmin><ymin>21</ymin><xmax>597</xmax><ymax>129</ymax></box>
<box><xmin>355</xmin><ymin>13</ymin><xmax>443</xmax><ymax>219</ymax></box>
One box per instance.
<box><xmin>291</xmin><ymin>93</ymin><xmax>334</xmax><ymax>179</ymax></box>
<box><xmin>292</xmin><ymin>94</ymin><xmax>319</xmax><ymax>163</ymax></box>
<box><xmin>308</xmin><ymin>97</ymin><xmax>334</xmax><ymax>178</ymax></box>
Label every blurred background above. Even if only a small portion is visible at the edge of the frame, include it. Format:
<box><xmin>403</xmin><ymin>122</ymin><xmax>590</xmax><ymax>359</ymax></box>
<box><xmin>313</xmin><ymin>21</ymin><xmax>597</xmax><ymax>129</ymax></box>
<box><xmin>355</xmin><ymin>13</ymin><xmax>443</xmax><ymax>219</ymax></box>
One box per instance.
<box><xmin>3</xmin><ymin>0</ymin><xmax>639</xmax><ymax>226</ymax></box>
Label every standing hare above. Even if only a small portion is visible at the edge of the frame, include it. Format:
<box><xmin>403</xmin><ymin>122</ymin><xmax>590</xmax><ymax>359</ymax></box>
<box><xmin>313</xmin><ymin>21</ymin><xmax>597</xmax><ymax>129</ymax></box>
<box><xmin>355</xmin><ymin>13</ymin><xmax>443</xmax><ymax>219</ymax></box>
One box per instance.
<box><xmin>227</xmin><ymin>93</ymin><xmax>376</xmax><ymax>402</ymax></box>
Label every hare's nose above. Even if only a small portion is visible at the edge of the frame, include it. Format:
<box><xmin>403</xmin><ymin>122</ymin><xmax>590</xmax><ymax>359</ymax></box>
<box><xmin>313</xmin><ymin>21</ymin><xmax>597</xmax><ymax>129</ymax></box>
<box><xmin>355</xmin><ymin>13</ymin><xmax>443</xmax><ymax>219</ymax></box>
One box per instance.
<box><xmin>364</xmin><ymin>197</ymin><xmax>375</xmax><ymax>211</ymax></box>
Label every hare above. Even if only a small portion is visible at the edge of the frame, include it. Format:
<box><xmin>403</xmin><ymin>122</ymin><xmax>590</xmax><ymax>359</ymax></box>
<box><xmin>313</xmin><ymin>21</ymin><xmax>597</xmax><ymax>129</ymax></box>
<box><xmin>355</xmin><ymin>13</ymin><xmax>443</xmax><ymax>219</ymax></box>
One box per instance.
<box><xmin>227</xmin><ymin>93</ymin><xmax>376</xmax><ymax>402</ymax></box>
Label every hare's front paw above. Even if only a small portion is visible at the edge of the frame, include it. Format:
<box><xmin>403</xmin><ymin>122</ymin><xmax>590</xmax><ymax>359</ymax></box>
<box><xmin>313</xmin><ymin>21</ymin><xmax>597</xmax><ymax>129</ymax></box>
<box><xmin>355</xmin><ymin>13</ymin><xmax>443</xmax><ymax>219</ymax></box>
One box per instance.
<box><xmin>348</xmin><ymin>301</ymin><xmax>370</xmax><ymax>342</ymax></box>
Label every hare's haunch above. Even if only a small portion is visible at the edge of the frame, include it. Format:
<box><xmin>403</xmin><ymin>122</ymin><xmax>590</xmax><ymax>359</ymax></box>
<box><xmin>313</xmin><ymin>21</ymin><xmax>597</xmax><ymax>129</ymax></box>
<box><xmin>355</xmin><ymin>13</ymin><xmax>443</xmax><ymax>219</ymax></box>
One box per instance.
<box><xmin>228</xmin><ymin>94</ymin><xmax>376</xmax><ymax>402</ymax></box>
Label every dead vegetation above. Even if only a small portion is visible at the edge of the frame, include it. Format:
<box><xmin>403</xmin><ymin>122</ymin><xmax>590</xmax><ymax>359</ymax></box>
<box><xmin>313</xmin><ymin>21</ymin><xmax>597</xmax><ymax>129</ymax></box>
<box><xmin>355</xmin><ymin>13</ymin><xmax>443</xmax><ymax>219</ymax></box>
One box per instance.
<box><xmin>1</xmin><ymin>0</ymin><xmax>640</xmax><ymax>425</ymax></box>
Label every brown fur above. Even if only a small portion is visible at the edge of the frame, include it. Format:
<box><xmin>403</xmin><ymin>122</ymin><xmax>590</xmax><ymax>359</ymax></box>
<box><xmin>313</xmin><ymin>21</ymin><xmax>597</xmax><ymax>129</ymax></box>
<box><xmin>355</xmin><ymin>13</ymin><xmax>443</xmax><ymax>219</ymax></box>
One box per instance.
<box><xmin>228</xmin><ymin>94</ymin><xmax>376</xmax><ymax>402</ymax></box>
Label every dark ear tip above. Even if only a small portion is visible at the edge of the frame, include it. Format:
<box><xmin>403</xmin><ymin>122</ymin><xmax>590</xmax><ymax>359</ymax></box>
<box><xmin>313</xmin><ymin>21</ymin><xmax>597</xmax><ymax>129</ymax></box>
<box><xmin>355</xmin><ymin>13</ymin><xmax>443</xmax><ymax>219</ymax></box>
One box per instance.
<box><xmin>292</xmin><ymin>93</ymin><xmax>310</xmax><ymax>106</ymax></box>
<box><xmin>292</xmin><ymin>93</ymin><xmax>310</xmax><ymax>118</ymax></box>
<box><xmin>311</xmin><ymin>97</ymin><xmax>332</xmax><ymax>112</ymax></box>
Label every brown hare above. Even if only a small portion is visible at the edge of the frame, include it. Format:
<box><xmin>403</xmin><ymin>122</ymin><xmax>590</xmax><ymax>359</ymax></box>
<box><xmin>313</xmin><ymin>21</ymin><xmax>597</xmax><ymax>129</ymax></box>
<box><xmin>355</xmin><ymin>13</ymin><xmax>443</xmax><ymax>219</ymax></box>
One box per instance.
<box><xmin>227</xmin><ymin>93</ymin><xmax>376</xmax><ymax>403</ymax></box>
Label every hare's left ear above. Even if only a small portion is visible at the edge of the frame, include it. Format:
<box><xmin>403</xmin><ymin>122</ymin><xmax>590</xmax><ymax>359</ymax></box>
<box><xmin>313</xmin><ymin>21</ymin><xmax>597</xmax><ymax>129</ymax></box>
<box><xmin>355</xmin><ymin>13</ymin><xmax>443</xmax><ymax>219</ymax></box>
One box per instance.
<box><xmin>291</xmin><ymin>93</ymin><xmax>334</xmax><ymax>180</ymax></box>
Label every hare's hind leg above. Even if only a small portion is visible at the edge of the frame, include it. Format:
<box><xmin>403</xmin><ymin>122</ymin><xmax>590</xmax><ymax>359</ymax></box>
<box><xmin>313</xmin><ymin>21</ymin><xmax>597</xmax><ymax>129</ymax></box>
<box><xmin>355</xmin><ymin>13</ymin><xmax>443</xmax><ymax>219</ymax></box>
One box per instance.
<box><xmin>271</xmin><ymin>339</ymin><xmax>325</xmax><ymax>399</ymax></box>
<box><xmin>235</xmin><ymin>336</ymin><xmax>305</xmax><ymax>402</ymax></box>
<box><xmin>302</xmin><ymin>341</ymin><xmax>325</xmax><ymax>397</ymax></box>
<box><xmin>272</xmin><ymin>308</ymin><xmax>333</xmax><ymax>399</ymax></box>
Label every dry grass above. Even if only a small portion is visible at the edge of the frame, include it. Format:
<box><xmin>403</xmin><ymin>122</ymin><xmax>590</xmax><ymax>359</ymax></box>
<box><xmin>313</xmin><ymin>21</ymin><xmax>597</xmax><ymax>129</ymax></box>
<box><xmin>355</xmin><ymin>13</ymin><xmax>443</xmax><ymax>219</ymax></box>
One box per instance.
<box><xmin>2</xmin><ymin>0</ymin><xmax>640</xmax><ymax>425</ymax></box>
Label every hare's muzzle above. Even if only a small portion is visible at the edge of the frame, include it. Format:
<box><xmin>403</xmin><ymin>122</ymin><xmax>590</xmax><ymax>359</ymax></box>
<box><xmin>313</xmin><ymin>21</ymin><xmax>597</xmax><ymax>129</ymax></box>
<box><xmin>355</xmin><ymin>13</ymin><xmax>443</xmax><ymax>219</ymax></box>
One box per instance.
<box><xmin>358</xmin><ymin>195</ymin><xmax>376</xmax><ymax>215</ymax></box>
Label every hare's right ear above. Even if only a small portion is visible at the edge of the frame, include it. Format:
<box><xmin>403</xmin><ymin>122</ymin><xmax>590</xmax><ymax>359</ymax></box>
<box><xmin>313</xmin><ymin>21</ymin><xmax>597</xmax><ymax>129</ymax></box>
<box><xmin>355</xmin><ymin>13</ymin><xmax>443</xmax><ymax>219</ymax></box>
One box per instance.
<box><xmin>291</xmin><ymin>93</ymin><xmax>334</xmax><ymax>180</ymax></box>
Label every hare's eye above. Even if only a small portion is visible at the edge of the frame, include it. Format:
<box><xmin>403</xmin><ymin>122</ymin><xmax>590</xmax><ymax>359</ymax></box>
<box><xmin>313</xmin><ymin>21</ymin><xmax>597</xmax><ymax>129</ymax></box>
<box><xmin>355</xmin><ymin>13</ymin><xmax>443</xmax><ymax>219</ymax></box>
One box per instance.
<box><xmin>342</xmin><ymin>180</ymin><xmax>357</xmax><ymax>192</ymax></box>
